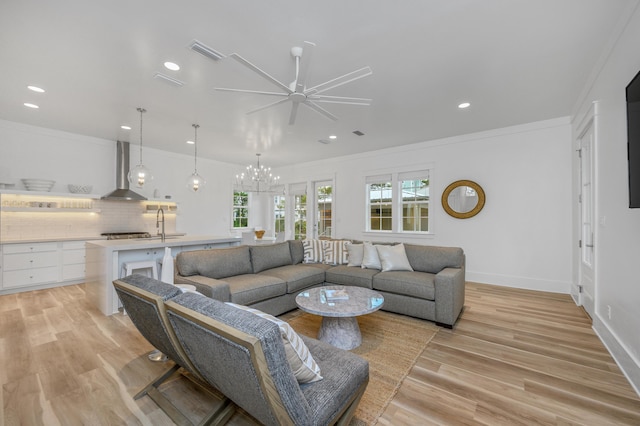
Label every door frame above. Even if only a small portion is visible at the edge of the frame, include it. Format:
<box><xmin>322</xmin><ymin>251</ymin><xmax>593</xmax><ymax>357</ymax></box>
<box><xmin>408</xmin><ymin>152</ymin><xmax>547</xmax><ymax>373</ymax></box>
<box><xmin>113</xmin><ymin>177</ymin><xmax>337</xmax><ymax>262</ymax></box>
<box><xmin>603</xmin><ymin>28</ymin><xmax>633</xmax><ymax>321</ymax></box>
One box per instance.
<box><xmin>573</xmin><ymin>101</ymin><xmax>598</xmax><ymax>320</ymax></box>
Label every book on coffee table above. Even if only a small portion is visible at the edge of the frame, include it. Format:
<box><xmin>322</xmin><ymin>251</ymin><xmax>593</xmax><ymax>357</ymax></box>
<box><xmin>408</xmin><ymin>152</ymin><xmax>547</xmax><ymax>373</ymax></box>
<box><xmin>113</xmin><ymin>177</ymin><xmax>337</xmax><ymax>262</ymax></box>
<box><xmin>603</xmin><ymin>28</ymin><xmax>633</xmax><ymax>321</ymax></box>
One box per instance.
<box><xmin>325</xmin><ymin>289</ymin><xmax>349</xmax><ymax>301</ymax></box>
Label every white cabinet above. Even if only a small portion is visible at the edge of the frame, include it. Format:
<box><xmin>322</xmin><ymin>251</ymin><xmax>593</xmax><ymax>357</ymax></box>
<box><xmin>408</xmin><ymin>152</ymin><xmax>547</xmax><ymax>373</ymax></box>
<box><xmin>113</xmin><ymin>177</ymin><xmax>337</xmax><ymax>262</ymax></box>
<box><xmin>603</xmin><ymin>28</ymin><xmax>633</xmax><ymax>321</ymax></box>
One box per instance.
<box><xmin>0</xmin><ymin>240</ymin><xmax>89</xmax><ymax>292</ymax></box>
<box><xmin>2</xmin><ymin>242</ymin><xmax>59</xmax><ymax>289</ymax></box>
<box><xmin>62</xmin><ymin>241</ymin><xmax>86</xmax><ymax>281</ymax></box>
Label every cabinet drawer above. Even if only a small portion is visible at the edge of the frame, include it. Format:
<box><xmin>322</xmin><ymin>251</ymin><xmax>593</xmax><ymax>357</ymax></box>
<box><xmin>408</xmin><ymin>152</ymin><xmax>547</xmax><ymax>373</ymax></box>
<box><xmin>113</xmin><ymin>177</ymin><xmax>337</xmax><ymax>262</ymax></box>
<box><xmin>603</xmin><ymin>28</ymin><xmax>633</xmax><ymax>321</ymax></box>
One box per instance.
<box><xmin>63</xmin><ymin>249</ymin><xmax>85</xmax><ymax>265</ymax></box>
<box><xmin>3</xmin><ymin>242</ymin><xmax>58</xmax><ymax>254</ymax></box>
<box><xmin>62</xmin><ymin>264</ymin><xmax>85</xmax><ymax>281</ymax></box>
<box><xmin>3</xmin><ymin>251</ymin><xmax>59</xmax><ymax>271</ymax></box>
<box><xmin>3</xmin><ymin>267</ymin><xmax>59</xmax><ymax>288</ymax></box>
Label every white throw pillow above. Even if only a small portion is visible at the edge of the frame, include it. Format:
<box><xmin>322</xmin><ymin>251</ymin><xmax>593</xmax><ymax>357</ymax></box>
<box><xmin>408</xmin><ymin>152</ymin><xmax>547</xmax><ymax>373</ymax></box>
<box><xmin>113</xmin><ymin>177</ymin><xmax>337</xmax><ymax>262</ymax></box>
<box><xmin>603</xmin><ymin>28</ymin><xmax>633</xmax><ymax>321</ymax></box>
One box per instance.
<box><xmin>322</xmin><ymin>240</ymin><xmax>350</xmax><ymax>265</ymax></box>
<box><xmin>302</xmin><ymin>239</ymin><xmax>324</xmax><ymax>263</ymax></box>
<box><xmin>376</xmin><ymin>243</ymin><xmax>414</xmax><ymax>272</ymax></box>
<box><xmin>346</xmin><ymin>243</ymin><xmax>364</xmax><ymax>267</ymax></box>
<box><xmin>225</xmin><ymin>303</ymin><xmax>323</xmax><ymax>383</ymax></box>
<box><xmin>361</xmin><ymin>242</ymin><xmax>382</xmax><ymax>270</ymax></box>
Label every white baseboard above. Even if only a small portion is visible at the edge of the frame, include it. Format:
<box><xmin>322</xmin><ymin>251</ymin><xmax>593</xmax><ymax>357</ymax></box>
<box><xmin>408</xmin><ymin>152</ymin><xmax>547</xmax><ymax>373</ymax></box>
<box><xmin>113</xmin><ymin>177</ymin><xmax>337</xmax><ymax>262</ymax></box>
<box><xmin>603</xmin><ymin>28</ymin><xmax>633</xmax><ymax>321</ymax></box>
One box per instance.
<box><xmin>593</xmin><ymin>315</ymin><xmax>640</xmax><ymax>397</ymax></box>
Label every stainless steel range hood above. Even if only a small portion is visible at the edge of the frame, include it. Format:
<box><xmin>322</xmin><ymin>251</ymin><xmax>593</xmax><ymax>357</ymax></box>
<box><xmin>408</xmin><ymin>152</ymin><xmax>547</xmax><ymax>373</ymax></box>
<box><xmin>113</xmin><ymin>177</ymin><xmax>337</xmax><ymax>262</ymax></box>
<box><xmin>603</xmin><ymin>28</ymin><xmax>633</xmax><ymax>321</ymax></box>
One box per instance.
<box><xmin>101</xmin><ymin>141</ymin><xmax>147</xmax><ymax>201</ymax></box>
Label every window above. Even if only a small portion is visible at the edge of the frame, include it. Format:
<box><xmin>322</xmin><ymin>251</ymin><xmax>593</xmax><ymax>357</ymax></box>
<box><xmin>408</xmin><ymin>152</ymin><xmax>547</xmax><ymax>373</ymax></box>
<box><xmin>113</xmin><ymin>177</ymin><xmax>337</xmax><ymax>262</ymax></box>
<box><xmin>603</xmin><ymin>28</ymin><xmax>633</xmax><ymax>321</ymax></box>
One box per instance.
<box><xmin>367</xmin><ymin>178</ymin><xmax>392</xmax><ymax>231</ymax></box>
<box><xmin>274</xmin><ymin>195</ymin><xmax>285</xmax><ymax>234</ymax></box>
<box><xmin>316</xmin><ymin>183</ymin><xmax>332</xmax><ymax>238</ymax></box>
<box><xmin>400</xmin><ymin>177</ymin><xmax>429</xmax><ymax>232</ymax></box>
<box><xmin>294</xmin><ymin>193</ymin><xmax>307</xmax><ymax>240</ymax></box>
<box><xmin>366</xmin><ymin>170</ymin><xmax>430</xmax><ymax>233</ymax></box>
<box><xmin>232</xmin><ymin>190</ymin><xmax>249</xmax><ymax>228</ymax></box>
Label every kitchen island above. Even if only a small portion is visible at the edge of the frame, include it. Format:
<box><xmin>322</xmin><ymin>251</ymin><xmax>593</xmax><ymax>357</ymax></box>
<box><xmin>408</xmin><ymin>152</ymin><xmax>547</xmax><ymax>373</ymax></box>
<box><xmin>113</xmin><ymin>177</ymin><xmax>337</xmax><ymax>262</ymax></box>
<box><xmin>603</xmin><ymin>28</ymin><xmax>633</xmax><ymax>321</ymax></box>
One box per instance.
<box><xmin>86</xmin><ymin>235</ymin><xmax>240</xmax><ymax>315</ymax></box>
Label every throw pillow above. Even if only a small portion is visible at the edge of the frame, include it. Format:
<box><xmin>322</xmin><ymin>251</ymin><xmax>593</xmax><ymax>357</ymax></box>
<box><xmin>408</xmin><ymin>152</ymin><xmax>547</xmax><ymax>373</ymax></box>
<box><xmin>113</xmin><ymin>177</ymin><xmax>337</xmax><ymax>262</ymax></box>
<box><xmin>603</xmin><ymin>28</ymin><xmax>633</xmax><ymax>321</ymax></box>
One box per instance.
<box><xmin>361</xmin><ymin>242</ymin><xmax>382</xmax><ymax>270</ymax></box>
<box><xmin>225</xmin><ymin>303</ymin><xmax>323</xmax><ymax>383</ymax></box>
<box><xmin>376</xmin><ymin>243</ymin><xmax>414</xmax><ymax>272</ymax></box>
<box><xmin>302</xmin><ymin>239</ymin><xmax>324</xmax><ymax>263</ymax></box>
<box><xmin>322</xmin><ymin>240</ymin><xmax>350</xmax><ymax>265</ymax></box>
<box><xmin>346</xmin><ymin>243</ymin><xmax>364</xmax><ymax>267</ymax></box>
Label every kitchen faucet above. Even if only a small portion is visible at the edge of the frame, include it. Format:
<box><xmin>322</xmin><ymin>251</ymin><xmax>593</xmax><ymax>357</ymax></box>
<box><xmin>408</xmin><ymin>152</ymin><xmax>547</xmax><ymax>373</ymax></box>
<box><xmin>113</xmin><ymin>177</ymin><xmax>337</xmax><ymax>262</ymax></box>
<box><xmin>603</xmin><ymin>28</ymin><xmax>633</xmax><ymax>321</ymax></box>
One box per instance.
<box><xmin>156</xmin><ymin>207</ymin><xmax>165</xmax><ymax>242</ymax></box>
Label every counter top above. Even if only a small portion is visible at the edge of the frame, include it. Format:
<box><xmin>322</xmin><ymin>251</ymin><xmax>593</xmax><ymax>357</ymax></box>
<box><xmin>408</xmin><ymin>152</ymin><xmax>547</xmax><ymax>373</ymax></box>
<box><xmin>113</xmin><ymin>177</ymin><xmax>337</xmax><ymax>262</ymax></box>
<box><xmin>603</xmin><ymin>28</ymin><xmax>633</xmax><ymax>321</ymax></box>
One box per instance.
<box><xmin>86</xmin><ymin>235</ymin><xmax>240</xmax><ymax>250</ymax></box>
<box><xmin>1</xmin><ymin>236</ymin><xmax>107</xmax><ymax>244</ymax></box>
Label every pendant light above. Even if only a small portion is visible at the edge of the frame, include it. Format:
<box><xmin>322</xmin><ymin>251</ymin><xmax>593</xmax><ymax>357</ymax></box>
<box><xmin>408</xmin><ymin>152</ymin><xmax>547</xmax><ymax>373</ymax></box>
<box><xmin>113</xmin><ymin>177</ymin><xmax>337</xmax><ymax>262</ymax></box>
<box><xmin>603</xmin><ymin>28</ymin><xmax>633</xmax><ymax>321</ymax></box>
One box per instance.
<box><xmin>186</xmin><ymin>123</ymin><xmax>206</xmax><ymax>192</ymax></box>
<box><xmin>128</xmin><ymin>107</ymin><xmax>153</xmax><ymax>188</ymax></box>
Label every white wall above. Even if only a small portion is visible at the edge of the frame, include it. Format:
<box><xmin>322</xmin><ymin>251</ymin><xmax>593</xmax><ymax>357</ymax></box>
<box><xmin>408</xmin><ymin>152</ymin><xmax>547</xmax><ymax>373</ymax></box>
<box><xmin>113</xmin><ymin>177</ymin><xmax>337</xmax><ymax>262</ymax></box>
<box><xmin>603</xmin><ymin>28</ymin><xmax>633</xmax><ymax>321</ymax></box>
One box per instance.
<box><xmin>0</xmin><ymin>119</ymin><xmax>239</xmax><ymax>237</ymax></box>
<box><xmin>572</xmin><ymin>3</ymin><xmax>640</xmax><ymax>392</ymax></box>
<box><xmin>275</xmin><ymin>117</ymin><xmax>573</xmax><ymax>293</ymax></box>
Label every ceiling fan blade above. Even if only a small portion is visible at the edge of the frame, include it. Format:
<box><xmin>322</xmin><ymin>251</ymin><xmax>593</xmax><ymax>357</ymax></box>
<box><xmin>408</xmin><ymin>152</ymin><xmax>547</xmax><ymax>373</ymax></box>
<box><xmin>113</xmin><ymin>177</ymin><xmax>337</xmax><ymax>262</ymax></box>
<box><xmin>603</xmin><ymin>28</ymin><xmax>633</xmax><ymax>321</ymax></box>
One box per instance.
<box><xmin>308</xmin><ymin>94</ymin><xmax>372</xmax><ymax>105</ymax></box>
<box><xmin>246</xmin><ymin>97</ymin><xmax>291</xmax><ymax>115</ymax></box>
<box><xmin>302</xmin><ymin>100</ymin><xmax>338</xmax><ymax>121</ymax></box>
<box><xmin>215</xmin><ymin>87</ymin><xmax>289</xmax><ymax>97</ymax></box>
<box><xmin>230</xmin><ymin>53</ymin><xmax>293</xmax><ymax>94</ymax></box>
<box><xmin>289</xmin><ymin>102</ymin><xmax>300</xmax><ymax>125</ymax></box>
<box><xmin>295</xmin><ymin>41</ymin><xmax>315</xmax><ymax>93</ymax></box>
<box><xmin>306</xmin><ymin>66</ymin><xmax>373</xmax><ymax>95</ymax></box>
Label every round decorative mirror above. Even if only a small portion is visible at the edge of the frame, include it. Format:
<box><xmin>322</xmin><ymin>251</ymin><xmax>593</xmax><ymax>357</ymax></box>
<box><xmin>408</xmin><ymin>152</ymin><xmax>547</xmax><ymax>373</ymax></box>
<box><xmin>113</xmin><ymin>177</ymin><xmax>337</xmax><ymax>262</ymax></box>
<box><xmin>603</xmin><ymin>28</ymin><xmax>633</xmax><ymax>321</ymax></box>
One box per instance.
<box><xmin>442</xmin><ymin>180</ymin><xmax>486</xmax><ymax>219</ymax></box>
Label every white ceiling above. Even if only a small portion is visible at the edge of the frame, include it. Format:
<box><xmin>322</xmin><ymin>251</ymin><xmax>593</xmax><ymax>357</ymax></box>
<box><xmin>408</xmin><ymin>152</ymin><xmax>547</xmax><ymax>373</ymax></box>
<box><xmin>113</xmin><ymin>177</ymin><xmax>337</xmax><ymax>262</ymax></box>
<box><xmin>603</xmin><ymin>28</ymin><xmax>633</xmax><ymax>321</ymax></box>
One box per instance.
<box><xmin>0</xmin><ymin>0</ymin><xmax>636</xmax><ymax>167</ymax></box>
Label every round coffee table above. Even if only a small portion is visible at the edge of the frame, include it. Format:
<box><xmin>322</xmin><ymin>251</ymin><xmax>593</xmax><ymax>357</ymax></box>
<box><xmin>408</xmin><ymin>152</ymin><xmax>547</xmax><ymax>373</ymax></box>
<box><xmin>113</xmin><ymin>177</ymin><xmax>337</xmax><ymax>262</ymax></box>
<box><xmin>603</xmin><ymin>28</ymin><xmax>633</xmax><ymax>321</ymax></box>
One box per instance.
<box><xmin>295</xmin><ymin>285</ymin><xmax>384</xmax><ymax>350</ymax></box>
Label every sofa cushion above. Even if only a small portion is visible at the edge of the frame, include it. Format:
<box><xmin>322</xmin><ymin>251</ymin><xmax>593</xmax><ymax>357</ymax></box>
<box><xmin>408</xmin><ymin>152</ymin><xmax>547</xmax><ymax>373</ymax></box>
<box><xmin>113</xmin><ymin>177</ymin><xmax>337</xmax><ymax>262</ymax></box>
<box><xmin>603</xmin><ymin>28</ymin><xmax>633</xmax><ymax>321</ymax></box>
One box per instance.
<box><xmin>373</xmin><ymin>270</ymin><xmax>436</xmax><ymax>301</ymax></box>
<box><xmin>404</xmin><ymin>244</ymin><xmax>464</xmax><ymax>274</ymax></box>
<box><xmin>325</xmin><ymin>265</ymin><xmax>377</xmax><ymax>289</ymax></box>
<box><xmin>250</xmin><ymin>242</ymin><xmax>292</xmax><ymax>273</ymax></box>
<box><xmin>346</xmin><ymin>243</ymin><xmax>364</xmax><ymax>267</ymax></box>
<box><xmin>361</xmin><ymin>242</ymin><xmax>381</xmax><ymax>270</ymax></box>
<box><xmin>176</xmin><ymin>246</ymin><xmax>252</xmax><ymax>279</ymax></box>
<box><xmin>322</xmin><ymin>240</ymin><xmax>350</xmax><ymax>265</ymax></box>
<box><xmin>224</xmin><ymin>274</ymin><xmax>287</xmax><ymax>305</ymax></box>
<box><xmin>258</xmin><ymin>264</ymin><xmax>325</xmax><ymax>294</ymax></box>
<box><xmin>225</xmin><ymin>302</ymin><xmax>323</xmax><ymax>383</ymax></box>
<box><xmin>289</xmin><ymin>239</ymin><xmax>304</xmax><ymax>264</ymax></box>
<box><xmin>302</xmin><ymin>239</ymin><xmax>324</xmax><ymax>263</ymax></box>
<box><xmin>376</xmin><ymin>243</ymin><xmax>413</xmax><ymax>272</ymax></box>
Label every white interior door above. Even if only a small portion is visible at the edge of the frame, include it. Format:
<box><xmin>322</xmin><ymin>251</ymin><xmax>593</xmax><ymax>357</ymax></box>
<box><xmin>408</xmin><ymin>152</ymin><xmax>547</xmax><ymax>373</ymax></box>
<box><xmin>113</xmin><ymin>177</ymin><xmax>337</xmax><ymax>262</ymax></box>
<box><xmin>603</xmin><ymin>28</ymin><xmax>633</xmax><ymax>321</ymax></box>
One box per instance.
<box><xmin>578</xmin><ymin>122</ymin><xmax>596</xmax><ymax>319</ymax></box>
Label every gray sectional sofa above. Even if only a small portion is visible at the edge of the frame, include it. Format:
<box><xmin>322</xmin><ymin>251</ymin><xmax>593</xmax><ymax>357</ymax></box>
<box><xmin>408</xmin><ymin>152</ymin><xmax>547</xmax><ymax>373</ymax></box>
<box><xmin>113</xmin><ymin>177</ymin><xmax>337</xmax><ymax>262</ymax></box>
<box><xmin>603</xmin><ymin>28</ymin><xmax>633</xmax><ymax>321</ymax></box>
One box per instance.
<box><xmin>175</xmin><ymin>239</ymin><xmax>465</xmax><ymax>327</ymax></box>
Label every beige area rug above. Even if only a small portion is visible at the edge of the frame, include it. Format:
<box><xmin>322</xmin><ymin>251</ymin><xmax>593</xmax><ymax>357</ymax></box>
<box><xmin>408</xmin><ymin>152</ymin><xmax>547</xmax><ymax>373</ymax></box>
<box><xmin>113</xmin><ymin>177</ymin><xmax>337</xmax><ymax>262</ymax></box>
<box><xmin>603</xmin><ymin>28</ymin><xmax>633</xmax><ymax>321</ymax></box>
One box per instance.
<box><xmin>286</xmin><ymin>311</ymin><xmax>438</xmax><ymax>425</ymax></box>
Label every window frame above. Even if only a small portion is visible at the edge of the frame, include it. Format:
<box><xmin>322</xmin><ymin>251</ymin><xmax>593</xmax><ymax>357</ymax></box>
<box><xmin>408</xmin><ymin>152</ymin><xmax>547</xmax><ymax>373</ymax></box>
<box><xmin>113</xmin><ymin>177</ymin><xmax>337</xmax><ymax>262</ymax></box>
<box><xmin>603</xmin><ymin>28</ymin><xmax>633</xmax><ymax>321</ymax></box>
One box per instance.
<box><xmin>232</xmin><ymin>189</ymin><xmax>250</xmax><ymax>229</ymax></box>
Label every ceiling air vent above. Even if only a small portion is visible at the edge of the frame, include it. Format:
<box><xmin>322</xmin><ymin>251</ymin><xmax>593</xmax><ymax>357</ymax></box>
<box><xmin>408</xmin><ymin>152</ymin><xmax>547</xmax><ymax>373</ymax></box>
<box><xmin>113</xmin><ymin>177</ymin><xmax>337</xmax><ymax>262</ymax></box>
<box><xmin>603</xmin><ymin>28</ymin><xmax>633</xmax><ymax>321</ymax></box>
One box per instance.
<box><xmin>153</xmin><ymin>72</ymin><xmax>185</xmax><ymax>87</ymax></box>
<box><xmin>189</xmin><ymin>40</ymin><xmax>225</xmax><ymax>61</ymax></box>
<box><xmin>353</xmin><ymin>130</ymin><xmax>365</xmax><ymax>136</ymax></box>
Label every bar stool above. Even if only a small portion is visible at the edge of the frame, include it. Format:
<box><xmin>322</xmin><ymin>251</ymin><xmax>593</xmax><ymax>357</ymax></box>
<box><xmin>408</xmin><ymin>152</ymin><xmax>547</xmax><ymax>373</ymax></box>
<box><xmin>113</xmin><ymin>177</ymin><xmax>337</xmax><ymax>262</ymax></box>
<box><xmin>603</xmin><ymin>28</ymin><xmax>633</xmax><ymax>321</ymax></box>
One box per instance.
<box><xmin>122</xmin><ymin>260</ymin><xmax>159</xmax><ymax>279</ymax></box>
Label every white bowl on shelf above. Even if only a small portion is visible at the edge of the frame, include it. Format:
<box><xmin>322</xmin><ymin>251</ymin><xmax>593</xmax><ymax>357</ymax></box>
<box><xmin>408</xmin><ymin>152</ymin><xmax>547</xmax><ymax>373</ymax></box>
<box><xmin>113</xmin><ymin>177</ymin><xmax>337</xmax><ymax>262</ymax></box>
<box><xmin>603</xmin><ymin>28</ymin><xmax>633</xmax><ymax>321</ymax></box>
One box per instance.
<box><xmin>22</xmin><ymin>179</ymin><xmax>55</xmax><ymax>192</ymax></box>
<box><xmin>68</xmin><ymin>184</ymin><xmax>93</xmax><ymax>194</ymax></box>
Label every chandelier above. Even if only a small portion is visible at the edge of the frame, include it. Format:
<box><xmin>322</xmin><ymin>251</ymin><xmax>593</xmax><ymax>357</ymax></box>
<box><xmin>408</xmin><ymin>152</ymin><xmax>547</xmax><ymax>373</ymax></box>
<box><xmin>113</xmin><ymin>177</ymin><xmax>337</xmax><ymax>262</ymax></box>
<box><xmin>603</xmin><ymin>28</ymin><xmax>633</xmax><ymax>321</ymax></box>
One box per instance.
<box><xmin>235</xmin><ymin>153</ymin><xmax>282</xmax><ymax>193</ymax></box>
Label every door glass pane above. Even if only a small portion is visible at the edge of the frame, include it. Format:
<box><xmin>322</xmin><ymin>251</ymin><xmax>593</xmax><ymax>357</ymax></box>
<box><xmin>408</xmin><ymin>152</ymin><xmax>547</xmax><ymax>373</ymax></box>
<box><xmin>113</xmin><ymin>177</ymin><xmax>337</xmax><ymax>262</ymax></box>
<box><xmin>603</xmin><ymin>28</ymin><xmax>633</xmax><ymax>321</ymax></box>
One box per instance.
<box><xmin>294</xmin><ymin>194</ymin><xmax>307</xmax><ymax>240</ymax></box>
<box><xmin>316</xmin><ymin>184</ymin><xmax>332</xmax><ymax>238</ymax></box>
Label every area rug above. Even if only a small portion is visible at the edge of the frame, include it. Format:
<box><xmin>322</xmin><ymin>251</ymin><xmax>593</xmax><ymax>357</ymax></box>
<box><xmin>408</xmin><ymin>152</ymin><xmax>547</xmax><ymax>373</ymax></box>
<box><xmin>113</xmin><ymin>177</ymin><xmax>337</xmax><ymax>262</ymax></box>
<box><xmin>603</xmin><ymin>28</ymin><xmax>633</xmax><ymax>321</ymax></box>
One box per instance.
<box><xmin>286</xmin><ymin>311</ymin><xmax>438</xmax><ymax>425</ymax></box>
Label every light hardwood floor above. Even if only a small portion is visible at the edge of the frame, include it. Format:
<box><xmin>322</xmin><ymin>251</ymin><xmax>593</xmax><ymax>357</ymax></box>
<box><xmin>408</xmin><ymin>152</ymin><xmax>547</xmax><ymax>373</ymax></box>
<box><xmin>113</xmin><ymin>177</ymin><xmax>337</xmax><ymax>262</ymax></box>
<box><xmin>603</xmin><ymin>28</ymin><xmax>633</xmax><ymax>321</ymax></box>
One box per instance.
<box><xmin>1</xmin><ymin>282</ymin><xmax>639</xmax><ymax>425</ymax></box>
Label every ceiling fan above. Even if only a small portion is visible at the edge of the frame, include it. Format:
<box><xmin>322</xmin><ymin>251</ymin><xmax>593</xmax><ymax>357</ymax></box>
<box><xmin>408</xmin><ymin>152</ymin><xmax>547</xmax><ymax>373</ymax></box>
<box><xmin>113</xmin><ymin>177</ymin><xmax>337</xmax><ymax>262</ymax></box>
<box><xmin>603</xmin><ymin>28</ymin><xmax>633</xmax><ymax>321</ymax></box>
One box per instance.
<box><xmin>215</xmin><ymin>41</ymin><xmax>372</xmax><ymax>125</ymax></box>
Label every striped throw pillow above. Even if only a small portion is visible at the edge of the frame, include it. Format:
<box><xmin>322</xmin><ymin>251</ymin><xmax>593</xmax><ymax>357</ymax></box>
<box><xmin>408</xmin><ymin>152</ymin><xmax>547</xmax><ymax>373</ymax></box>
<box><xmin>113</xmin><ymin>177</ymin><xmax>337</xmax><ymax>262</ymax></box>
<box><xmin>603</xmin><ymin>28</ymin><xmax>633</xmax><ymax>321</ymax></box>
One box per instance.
<box><xmin>322</xmin><ymin>240</ymin><xmax>350</xmax><ymax>265</ymax></box>
<box><xmin>225</xmin><ymin>303</ymin><xmax>323</xmax><ymax>383</ymax></box>
<box><xmin>302</xmin><ymin>239</ymin><xmax>324</xmax><ymax>263</ymax></box>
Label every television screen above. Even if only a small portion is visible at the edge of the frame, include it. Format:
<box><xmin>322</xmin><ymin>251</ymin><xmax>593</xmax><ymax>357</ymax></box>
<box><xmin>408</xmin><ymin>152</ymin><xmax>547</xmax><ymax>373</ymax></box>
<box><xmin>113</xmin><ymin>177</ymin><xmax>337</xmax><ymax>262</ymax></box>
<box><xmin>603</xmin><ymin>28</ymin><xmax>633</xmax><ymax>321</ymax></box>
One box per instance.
<box><xmin>627</xmin><ymin>69</ymin><xmax>640</xmax><ymax>208</ymax></box>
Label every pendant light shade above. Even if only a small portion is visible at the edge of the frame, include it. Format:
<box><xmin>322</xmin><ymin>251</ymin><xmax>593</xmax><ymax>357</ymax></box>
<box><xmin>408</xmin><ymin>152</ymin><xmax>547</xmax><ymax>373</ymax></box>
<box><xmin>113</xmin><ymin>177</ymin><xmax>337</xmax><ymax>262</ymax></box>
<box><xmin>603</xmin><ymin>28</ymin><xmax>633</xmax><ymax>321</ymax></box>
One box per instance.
<box><xmin>128</xmin><ymin>107</ymin><xmax>153</xmax><ymax>188</ymax></box>
<box><xmin>186</xmin><ymin>123</ymin><xmax>206</xmax><ymax>192</ymax></box>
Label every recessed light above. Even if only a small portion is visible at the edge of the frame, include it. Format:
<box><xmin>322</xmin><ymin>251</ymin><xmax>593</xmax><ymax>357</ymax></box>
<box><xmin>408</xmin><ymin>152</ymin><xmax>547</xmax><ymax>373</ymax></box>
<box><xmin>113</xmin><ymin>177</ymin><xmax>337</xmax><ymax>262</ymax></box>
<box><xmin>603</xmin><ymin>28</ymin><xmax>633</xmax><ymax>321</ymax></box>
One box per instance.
<box><xmin>121</xmin><ymin>125</ymin><xmax>132</xmax><ymax>130</ymax></box>
<box><xmin>329</xmin><ymin>135</ymin><xmax>337</xmax><ymax>139</ymax></box>
<box><xmin>186</xmin><ymin>140</ymin><xmax>195</xmax><ymax>145</ymax></box>
<box><xmin>164</xmin><ymin>61</ymin><xmax>180</xmax><ymax>71</ymax></box>
<box><xmin>27</xmin><ymin>85</ymin><xmax>45</xmax><ymax>93</ymax></box>
<box><xmin>458</xmin><ymin>102</ymin><xmax>471</xmax><ymax>109</ymax></box>
<box><xmin>24</xmin><ymin>103</ymin><xmax>39</xmax><ymax>109</ymax></box>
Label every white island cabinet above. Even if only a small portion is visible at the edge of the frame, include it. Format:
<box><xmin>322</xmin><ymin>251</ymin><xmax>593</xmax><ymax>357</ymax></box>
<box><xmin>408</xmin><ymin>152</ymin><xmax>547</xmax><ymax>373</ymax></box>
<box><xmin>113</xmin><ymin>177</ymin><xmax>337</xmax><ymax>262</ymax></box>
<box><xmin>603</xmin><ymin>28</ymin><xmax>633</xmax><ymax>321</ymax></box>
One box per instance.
<box><xmin>86</xmin><ymin>235</ymin><xmax>240</xmax><ymax>315</ymax></box>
